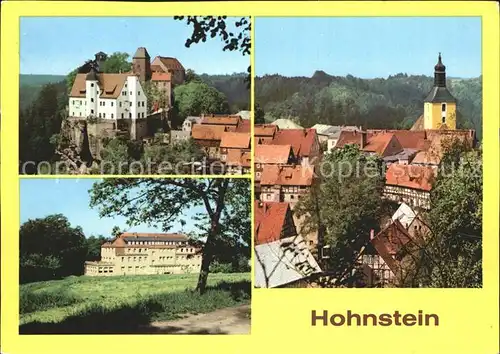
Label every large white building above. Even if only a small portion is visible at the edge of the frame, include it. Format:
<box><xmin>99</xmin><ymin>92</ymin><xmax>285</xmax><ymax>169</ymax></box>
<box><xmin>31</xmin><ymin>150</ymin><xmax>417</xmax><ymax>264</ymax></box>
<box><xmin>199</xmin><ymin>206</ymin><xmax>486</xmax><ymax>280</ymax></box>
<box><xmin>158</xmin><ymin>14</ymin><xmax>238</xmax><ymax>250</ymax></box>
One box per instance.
<box><xmin>68</xmin><ymin>68</ymin><xmax>148</xmax><ymax>122</ymax></box>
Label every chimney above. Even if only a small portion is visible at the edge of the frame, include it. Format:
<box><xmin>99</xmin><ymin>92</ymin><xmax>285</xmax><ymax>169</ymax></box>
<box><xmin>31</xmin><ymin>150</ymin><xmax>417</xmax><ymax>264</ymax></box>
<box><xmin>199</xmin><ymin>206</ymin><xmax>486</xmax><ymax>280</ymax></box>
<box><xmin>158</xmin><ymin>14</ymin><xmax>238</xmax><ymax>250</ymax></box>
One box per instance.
<box><xmin>361</xmin><ymin>131</ymin><xmax>367</xmax><ymax>149</ymax></box>
<box><xmin>370</xmin><ymin>229</ymin><xmax>375</xmax><ymax>240</ymax></box>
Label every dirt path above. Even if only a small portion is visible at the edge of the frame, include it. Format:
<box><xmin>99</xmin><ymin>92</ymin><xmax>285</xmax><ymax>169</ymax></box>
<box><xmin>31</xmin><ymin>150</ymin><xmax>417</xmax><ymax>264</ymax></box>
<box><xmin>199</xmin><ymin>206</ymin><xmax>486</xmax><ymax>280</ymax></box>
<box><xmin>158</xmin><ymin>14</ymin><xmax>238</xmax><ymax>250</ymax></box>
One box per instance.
<box><xmin>145</xmin><ymin>304</ymin><xmax>251</xmax><ymax>334</ymax></box>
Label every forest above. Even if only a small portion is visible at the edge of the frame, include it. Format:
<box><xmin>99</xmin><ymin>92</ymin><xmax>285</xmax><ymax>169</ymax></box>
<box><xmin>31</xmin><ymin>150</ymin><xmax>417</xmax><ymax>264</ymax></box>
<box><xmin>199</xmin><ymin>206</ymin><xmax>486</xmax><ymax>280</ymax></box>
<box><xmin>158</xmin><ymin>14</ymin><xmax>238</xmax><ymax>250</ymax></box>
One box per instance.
<box><xmin>255</xmin><ymin>71</ymin><xmax>482</xmax><ymax>139</ymax></box>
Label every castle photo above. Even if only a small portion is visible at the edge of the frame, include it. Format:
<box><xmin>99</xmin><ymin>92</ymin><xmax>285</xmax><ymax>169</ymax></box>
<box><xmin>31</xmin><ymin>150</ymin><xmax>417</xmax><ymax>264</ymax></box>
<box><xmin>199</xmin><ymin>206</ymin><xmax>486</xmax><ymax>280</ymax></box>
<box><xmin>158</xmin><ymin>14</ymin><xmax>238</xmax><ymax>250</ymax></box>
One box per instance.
<box><xmin>19</xmin><ymin>17</ymin><xmax>251</xmax><ymax>176</ymax></box>
<box><xmin>254</xmin><ymin>17</ymin><xmax>482</xmax><ymax>289</ymax></box>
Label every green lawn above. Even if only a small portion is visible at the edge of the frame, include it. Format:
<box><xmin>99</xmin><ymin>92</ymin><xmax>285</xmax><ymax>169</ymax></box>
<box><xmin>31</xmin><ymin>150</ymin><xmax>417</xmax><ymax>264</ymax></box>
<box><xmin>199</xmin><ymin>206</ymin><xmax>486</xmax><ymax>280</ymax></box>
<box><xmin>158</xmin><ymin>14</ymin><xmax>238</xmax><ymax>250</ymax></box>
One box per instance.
<box><xmin>20</xmin><ymin>272</ymin><xmax>250</xmax><ymax>333</ymax></box>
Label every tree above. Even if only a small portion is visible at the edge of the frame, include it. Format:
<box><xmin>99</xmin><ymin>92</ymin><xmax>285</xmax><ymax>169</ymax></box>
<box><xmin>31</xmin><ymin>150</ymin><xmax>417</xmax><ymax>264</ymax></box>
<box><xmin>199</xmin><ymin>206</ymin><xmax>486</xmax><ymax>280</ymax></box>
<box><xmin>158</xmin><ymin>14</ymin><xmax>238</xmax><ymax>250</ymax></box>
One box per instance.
<box><xmin>142</xmin><ymin>81</ymin><xmax>169</xmax><ymax>113</ymax></box>
<box><xmin>97</xmin><ymin>137</ymin><xmax>135</xmax><ymax>175</ymax></box>
<box><xmin>294</xmin><ymin>145</ymin><xmax>385</xmax><ymax>285</ymax></box>
<box><xmin>174</xmin><ymin>16</ymin><xmax>251</xmax><ymax>87</ymax></box>
<box><xmin>420</xmin><ymin>141</ymin><xmax>482</xmax><ymax>287</ymax></box>
<box><xmin>185</xmin><ymin>69</ymin><xmax>202</xmax><ymax>83</ymax></box>
<box><xmin>19</xmin><ymin>82</ymin><xmax>67</xmax><ymax>173</ymax></box>
<box><xmin>174</xmin><ymin>81</ymin><xmax>229</xmax><ymax>120</ymax></box>
<box><xmin>86</xmin><ymin>235</ymin><xmax>109</xmax><ymax>261</ymax></box>
<box><xmin>20</xmin><ymin>214</ymin><xmax>88</xmax><ymax>283</ymax></box>
<box><xmin>99</xmin><ymin>52</ymin><xmax>132</xmax><ymax>74</ymax></box>
<box><xmin>89</xmin><ymin>178</ymin><xmax>251</xmax><ymax>294</ymax></box>
<box><xmin>254</xmin><ymin>102</ymin><xmax>265</xmax><ymax>124</ymax></box>
<box><xmin>141</xmin><ymin>139</ymin><xmax>205</xmax><ymax>174</ymax></box>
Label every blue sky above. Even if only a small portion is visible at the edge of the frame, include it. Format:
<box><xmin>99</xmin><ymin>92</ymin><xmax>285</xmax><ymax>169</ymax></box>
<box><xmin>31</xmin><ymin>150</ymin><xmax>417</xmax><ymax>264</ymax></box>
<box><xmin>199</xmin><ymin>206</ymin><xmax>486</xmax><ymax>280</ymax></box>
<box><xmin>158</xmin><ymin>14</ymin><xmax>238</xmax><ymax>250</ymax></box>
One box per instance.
<box><xmin>255</xmin><ymin>17</ymin><xmax>481</xmax><ymax>78</ymax></box>
<box><xmin>20</xmin><ymin>17</ymin><xmax>249</xmax><ymax>75</ymax></box>
<box><xmin>20</xmin><ymin>179</ymin><xmax>202</xmax><ymax>238</ymax></box>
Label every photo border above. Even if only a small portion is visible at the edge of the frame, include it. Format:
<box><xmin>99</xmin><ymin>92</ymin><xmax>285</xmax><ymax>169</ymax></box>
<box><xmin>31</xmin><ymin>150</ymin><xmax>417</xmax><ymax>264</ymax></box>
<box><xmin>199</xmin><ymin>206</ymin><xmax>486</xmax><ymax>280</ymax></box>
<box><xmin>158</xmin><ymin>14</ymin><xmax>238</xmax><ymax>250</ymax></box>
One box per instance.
<box><xmin>2</xmin><ymin>2</ymin><xmax>499</xmax><ymax>354</ymax></box>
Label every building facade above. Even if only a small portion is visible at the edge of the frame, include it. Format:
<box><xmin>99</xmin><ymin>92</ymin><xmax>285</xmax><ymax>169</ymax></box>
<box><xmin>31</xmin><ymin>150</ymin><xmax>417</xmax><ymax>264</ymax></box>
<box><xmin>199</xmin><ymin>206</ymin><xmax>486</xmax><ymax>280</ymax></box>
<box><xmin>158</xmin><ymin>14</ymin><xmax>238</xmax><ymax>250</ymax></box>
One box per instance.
<box><xmin>84</xmin><ymin>233</ymin><xmax>202</xmax><ymax>276</ymax></box>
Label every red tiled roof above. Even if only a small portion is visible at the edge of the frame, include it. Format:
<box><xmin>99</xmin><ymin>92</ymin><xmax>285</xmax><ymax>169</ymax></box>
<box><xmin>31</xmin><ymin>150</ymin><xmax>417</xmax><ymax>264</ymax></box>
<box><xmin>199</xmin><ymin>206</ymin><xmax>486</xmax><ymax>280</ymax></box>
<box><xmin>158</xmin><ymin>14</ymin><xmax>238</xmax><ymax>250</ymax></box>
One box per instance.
<box><xmin>260</xmin><ymin>164</ymin><xmax>314</xmax><ymax>186</ymax></box>
<box><xmin>191</xmin><ymin>124</ymin><xmax>227</xmax><ymax>141</ymax></box>
<box><xmin>201</xmin><ymin>116</ymin><xmax>241</xmax><ymax>126</ymax></box>
<box><xmin>264</xmin><ymin>128</ymin><xmax>318</xmax><ymax>157</ymax></box>
<box><xmin>157</xmin><ymin>56</ymin><xmax>185</xmax><ymax>71</ymax></box>
<box><xmin>254</xmin><ymin>124</ymin><xmax>278</xmax><ymax>137</ymax></box>
<box><xmin>220</xmin><ymin>132</ymin><xmax>251</xmax><ymax>149</ymax></box>
<box><xmin>336</xmin><ymin>131</ymin><xmax>374</xmax><ymax>148</ymax></box>
<box><xmin>70</xmin><ymin>73</ymin><xmax>128</xmax><ymax>99</ymax></box>
<box><xmin>368</xmin><ymin>130</ymin><xmax>426</xmax><ymax>150</ymax></box>
<box><xmin>254</xmin><ymin>201</ymin><xmax>291</xmax><ymax>245</ymax></box>
<box><xmin>227</xmin><ymin>149</ymin><xmax>251</xmax><ymax>167</ymax></box>
<box><xmin>255</xmin><ymin>144</ymin><xmax>293</xmax><ymax>164</ymax></box>
<box><xmin>371</xmin><ymin>219</ymin><xmax>415</xmax><ymax>274</ymax></box>
<box><xmin>151</xmin><ymin>72</ymin><xmax>171</xmax><ymax>81</ymax></box>
<box><xmin>385</xmin><ymin>164</ymin><xmax>436</xmax><ymax>191</ymax></box>
<box><xmin>362</xmin><ymin>133</ymin><xmax>400</xmax><ymax>155</ymax></box>
<box><xmin>235</xmin><ymin>119</ymin><xmax>251</xmax><ymax>133</ymax></box>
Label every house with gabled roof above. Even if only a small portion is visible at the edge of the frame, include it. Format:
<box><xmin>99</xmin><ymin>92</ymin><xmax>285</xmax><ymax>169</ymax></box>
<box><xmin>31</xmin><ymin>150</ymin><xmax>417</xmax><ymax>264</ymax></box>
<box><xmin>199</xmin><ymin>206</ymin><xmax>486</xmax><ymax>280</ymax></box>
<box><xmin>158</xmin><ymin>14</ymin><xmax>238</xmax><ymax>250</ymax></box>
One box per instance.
<box><xmin>383</xmin><ymin>163</ymin><xmax>437</xmax><ymax>210</ymax></box>
<box><xmin>359</xmin><ymin>219</ymin><xmax>424</xmax><ymax>287</ymax></box>
<box><xmin>262</xmin><ymin>128</ymin><xmax>321</xmax><ymax>167</ymax></box>
<box><xmin>260</xmin><ymin>164</ymin><xmax>315</xmax><ymax>206</ymax></box>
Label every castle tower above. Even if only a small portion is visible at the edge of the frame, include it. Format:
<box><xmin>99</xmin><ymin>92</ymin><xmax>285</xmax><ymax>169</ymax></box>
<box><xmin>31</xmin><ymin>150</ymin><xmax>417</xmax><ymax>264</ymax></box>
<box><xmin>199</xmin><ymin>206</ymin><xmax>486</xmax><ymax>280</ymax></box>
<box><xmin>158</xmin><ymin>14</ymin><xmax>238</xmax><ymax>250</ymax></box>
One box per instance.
<box><xmin>132</xmin><ymin>47</ymin><xmax>151</xmax><ymax>82</ymax></box>
<box><xmin>94</xmin><ymin>51</ymin><xmax>107</xmax><ymax>71</ymax></box>
<box><xmin>423</xmin><ymin>53</ymin><xmax>457</xmax><ymax>130</ymax></box>
<box><xmin>85</xmin><ymin>67</ymin><xmax>99</xmax><ymax>117</ymax></box>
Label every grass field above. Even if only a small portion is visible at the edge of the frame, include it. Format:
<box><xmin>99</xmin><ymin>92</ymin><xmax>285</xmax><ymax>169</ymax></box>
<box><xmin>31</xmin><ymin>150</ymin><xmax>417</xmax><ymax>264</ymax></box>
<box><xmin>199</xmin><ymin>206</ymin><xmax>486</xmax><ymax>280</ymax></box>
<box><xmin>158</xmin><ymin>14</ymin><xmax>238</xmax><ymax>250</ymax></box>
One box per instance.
<box><xmin>20</xmin><ymin>272</ymin><xmax>250</xmax><ymax>334</ymax></box>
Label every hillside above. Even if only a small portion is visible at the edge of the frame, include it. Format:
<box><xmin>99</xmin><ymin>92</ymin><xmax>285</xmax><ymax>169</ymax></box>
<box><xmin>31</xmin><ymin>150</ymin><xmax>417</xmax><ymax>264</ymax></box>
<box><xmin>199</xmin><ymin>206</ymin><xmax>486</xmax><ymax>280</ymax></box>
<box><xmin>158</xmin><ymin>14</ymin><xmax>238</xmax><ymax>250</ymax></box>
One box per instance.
<box><xmin>255</xmin><ymin>72</ymin><xmax>482</xmax><ymax>139</ymax></box>
<box><xmin>20</xmin><ymin>74</ymin><xmax>66</xmax><ymax>87</ymax></box>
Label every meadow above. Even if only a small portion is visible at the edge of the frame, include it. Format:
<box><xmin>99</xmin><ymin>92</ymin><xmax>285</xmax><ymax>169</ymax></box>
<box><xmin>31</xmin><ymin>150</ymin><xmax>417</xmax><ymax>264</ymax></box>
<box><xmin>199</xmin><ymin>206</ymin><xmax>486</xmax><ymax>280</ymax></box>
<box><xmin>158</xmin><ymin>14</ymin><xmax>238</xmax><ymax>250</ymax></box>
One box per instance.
<box><xmin>20</xmin><ymin>272</ymin><xmax>251</xmax><ymax>334</ymax></box>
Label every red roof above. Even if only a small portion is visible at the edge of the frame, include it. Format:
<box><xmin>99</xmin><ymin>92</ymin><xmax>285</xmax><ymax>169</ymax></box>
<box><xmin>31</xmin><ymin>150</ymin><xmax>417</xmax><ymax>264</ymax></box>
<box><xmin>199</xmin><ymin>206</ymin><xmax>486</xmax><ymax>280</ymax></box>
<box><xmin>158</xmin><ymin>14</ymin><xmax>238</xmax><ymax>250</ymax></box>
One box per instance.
<box><xmin>368</xmin><ymin>130</ymin><xmax>426</xmax><ymax>150</ymax></box>
<box><xmin>220</xmin><ymin>132</ymin><xmax>251</xmax><ymax>149</ymax></box>
<box><xmin>227</xmin><ymin>150</ymin><xmax>251</xmax><ymax>167</ymax></box>
<box><xmin>191</xmin><ymin>124</ymin><xmax>227</xmax><ymax>141</ymax></box>
<box><xmin>254</xmin><ymin>124</ymin><xmax>278</xmax><ymax>137</ymax></box>
<box><xmin>362</xmin><ymin>133</ymin><xmax>395</xmax><ymax>154</ymax></box>
<box><xmin>385</xmin><ymin>164</ymin><xmax>436</xmax><ymax>191</ymax></box>
<box><xmin>335</xmin><ymin>130</ymin><xmax>374</xmax><ymax>148</ymax></box>
<box><xmin>371</xmin><ymin>219</ymin><xmax>416</xmax><ymax>274</ymax></box>
<box><xmin>151</xmin><ymin>72</ymin><xmax>171</xmax><ymax>81</ymax></box>
<box><xmin>260</xmin><ymin>164</ymin><xmax>314</xmax><ymax>186</ymax></box>
<box><xmin>254</xmin><ymin>201</ymin><xmax>291</xmax><ymax>245</ymax></box>
<box><xmin>264</xmin><ymin>128</ymin><xmax>318</xmax><ymax>157</ymax></box>
<box><xmin>201</xmin><ymin>115</ymin><xmax>241</xmax><ymax>126</ymax></box>
<box><xmin>157</xmin><ymin>56</ymin><xmax>185</xmax><ymax>71</ymax></box>
<box><xmin>235</xmin><ymin>119</ymin><xmax>251</xmax><ymax>133</ymax></box>
<box><xmin>255</xmin><ymin>144</ymin><xmax>293</xmax><ymax>164</ymax></box>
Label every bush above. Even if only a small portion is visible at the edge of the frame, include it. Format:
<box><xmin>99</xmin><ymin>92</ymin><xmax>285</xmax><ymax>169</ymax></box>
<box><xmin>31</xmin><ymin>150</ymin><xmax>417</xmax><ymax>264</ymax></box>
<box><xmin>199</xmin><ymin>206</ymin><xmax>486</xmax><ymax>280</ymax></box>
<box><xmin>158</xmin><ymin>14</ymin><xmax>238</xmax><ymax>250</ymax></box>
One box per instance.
<box><xmin>20</xmin><ymin>289</ymin><xmax>79</xmax><ymax>314</ymax></box>
<box><xmin>209</xmin><ymin>261</ymin><xmax>233</xmax><ymax>273</ymax></box>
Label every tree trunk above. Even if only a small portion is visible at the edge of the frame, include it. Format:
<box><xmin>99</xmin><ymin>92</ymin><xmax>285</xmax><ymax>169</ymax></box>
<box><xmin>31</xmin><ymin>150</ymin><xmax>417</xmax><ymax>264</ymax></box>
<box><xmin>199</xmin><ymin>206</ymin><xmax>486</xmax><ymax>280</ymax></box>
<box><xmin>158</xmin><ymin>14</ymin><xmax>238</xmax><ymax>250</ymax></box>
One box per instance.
<box><xmin>196</xmin><ymin>250</ymin><xmax>212</xmax><ymax>294</ymax></box>
<box><xmin>195</xmin><ymin>179</ymin><xmax>229</xmax><ymax>294</ymax></box>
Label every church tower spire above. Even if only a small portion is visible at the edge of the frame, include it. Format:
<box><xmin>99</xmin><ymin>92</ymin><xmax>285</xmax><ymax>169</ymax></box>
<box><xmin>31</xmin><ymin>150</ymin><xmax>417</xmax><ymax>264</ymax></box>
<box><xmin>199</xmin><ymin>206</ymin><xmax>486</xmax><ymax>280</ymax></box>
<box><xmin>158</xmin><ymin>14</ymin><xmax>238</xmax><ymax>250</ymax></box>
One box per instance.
<box><xmin>434</xmin><ymin>52</ymin><xmax>446</xmax><ymax>87</ymax></box>
<box><xmin>423</xmin><ymin>53</ymin><xmax>457</xmax><ymax>130</ymax></box>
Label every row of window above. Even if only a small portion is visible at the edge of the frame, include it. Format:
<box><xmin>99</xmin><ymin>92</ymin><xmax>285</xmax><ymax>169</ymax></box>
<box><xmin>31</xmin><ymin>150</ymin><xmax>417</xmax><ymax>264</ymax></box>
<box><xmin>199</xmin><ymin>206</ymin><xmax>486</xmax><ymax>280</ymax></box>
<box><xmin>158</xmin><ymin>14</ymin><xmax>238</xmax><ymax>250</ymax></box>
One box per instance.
<box><xmin>127</xmin><ymin>241</ymin><xmax>187</xmax><ymax>246</ymax></box>
<box><xmin>121</xmin><ymin>90</ymin><xmax>142</xmax><ymax>96</ymax></box>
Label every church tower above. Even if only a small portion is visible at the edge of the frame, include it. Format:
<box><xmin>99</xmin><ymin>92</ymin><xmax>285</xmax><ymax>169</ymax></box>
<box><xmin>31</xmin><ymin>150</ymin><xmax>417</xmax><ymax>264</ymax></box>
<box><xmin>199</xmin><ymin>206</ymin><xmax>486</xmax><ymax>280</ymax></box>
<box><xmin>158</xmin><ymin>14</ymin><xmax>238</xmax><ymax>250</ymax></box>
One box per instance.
<box><xmin>423</xmin><ymin>53</ymin><xmax>457</xmax><ymax>130</ymax></box>
<box><xmin>132</xmin><ymin>47</ymin><xmax>151</xmax><ymax>82</ymax></box>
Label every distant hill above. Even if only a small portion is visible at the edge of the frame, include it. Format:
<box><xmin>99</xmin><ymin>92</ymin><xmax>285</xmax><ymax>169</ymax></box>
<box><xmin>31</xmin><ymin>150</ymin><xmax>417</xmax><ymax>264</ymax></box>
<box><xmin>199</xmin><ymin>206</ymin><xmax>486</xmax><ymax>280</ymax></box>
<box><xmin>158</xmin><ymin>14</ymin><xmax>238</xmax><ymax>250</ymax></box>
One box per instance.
<box><xmin>198</xmin><ymin>73</ymin><xmax>249</xmax><ymax>112</ymax></box>
<box><xmin>19</xmin><ymin>73</ymin><xmax>249</xmax><ymax>112</ymax></box>
<box><xmin>255</xmin><ymin>72</ymin><xmax>482</xmax><ymax>139</ymax></box>
<box><xmin>20</xmin><ymin>74</ymin><xmax>66</xmax><ymax>87</ymax></box>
